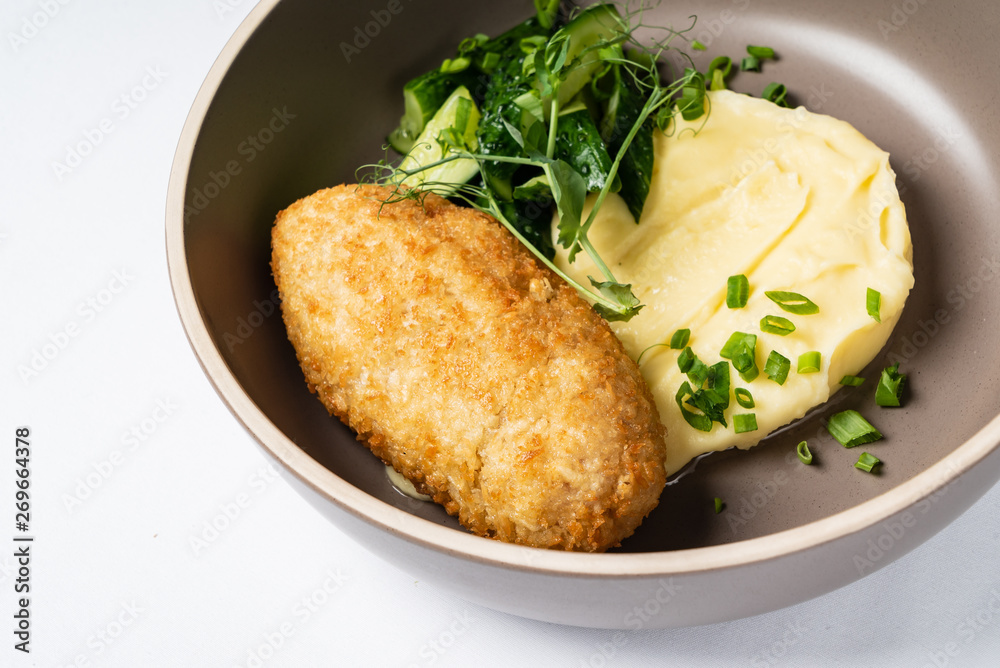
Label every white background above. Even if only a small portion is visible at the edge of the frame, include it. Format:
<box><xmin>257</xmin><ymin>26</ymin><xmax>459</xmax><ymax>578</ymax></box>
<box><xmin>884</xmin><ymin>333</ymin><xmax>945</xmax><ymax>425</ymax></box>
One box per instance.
<box><xmin>3</xmin><ymin>1</ymin><xmax>1000</xmax><ymax>666</ymax></box>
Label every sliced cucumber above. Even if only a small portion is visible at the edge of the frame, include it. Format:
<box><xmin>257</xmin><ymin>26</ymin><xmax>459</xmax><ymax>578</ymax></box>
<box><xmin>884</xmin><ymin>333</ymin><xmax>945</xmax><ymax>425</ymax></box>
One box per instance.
<box><xmin>552</xmin><ymin>4</ymin><xmax>625</xmax><ymax>108</ymax></box>
<box><xmin>554</xmin><ymin>101</ymin><xmax>618</xmax><ymax>193</ymax></box>
<box><xmin>395</xmin><ymin>85</ymin><xmax>481</xmax><ymax>194</ymax></box>
<box><xmin>387</xmin><ymin>69</ymin><xmax>475</xmax><ymax>154</ymax></box>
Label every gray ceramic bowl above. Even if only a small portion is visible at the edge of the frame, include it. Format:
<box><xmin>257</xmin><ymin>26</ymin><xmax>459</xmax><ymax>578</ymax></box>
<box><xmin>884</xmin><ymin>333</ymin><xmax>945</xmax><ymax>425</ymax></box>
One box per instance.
<box><xmin>166</xmin><ymin>0</ymin><xmax>1000</xmax><ymax>627</ymax></box>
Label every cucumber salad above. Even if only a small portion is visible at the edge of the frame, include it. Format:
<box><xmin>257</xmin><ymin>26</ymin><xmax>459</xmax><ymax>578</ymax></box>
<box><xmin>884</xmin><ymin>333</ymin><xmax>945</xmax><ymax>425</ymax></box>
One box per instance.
<box><xmin>363</xmin><ymin>2</ymin><xmax>784</xmax><ymax>322</ymax></box>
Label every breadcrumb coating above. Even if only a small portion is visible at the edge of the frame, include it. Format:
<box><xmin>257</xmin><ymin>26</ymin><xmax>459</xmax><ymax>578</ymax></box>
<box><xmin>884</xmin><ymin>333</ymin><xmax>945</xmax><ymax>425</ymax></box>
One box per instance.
<box><xmin>271</xmin><ymin>184</ymin><xmax>666</xmax><ymax>551</ymax></box>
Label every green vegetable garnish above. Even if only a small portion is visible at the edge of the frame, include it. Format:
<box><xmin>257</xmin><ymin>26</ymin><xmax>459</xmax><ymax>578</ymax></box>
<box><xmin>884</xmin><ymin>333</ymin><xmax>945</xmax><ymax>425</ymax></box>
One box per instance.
<box><xmin>726</xmin><ymin>274</ymin><xmax>749</xmax><ymax>308</ymax></box>
<box><xmin>797</xmin><ymin>351</ymin><xmax>821</xmax><ymax>374</ymax></box>
<box><xmin>867</xmin><ymin>287</ymin><xmax>882</xmax><ymax>323</ymax></box>
<box><xmin>670</xmin><ymin>328</ymin><xmax>691</xmax><ymax>349</ymax></box>
<box><xmin>714</xmin><ymin>497</ymin><xmax>724</xmax><ymax>513</ymax></box>
<box><xmin>827</xmin><ymin>410</ymin><xmax>883</xmax><ymax>448</ymax></box>
<box><xmin>760</xmin><ymin>315</ymin><xmax>796</xmax><ymax>336</ymax></box>
<box><xmin>796</xmin><ymin>440</ymin><xmax>813</xmax><ymax>465</ymax></box>
<box><xmin>746</xmin><ymin>45</ymin><xmax>776</xmax><ymax>59</ymax></box>
<box><xmin>692</xmin><ymin>40</ymin><xmax>707</xmax><ymax>51</ymax></box>
<box><xmin>839</xmin><ymin>375</ymin><xmax>866</xmax><ymax>387</ymax></box>
<box><xmin>741</xmin><ymin>55</ymin><xmax>761</xmax><ymax>72</ymax></box>
<box><xmin>720</xmin><ymin>332</ymin><xmax>758</xmax><ymax>382</ymax></box>
<box><xmin>677</xmin><ymin>346</ymin><xmax>696</xmax><ymax>373</ymax></box>
<box><xmin>875</xmin><ymin>363</ymin><xmax>906</xmax><ymax>407</ymax></box>
<box><xmin>762</xmin><ymin>82</ymin><xmax>790</xmax><ymax>108</ymax></box>
<box><xmin>855</xmin><ymin>452</ymin><xmax>882</xmax><ymax>473</ymax></box>
<box><xmin>735</xmin><ymin>388</ymin><xmax>755</xmax><ymax>409</ymax></box>
<box><xmin>764</xmin><ymin>350</ymin><xmax>790</xmax><ymax>385</ymax></box>
<box><xmin>734</xmin><ymin>413</ymin><xmax>758</xmax><ymax>433</ymax></box>
<box><xmin>765</xmin><ymin>291</ymin><xmax>819</xmax><ymax>315</ymax></box>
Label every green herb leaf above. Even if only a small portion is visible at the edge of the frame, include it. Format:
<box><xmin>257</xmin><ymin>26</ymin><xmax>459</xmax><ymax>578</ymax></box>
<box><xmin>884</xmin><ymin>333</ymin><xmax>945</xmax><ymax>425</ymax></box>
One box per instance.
<box><xmin>764</xmin><ymin>350</ymin><xmax>790</xmax><ymax>385</ymax></box>
<box><xmin>735</xmin><ymin>387</ymin><xmax>755</xmax><ymax>409</ymax></box>
<box><xmin>855</xmin><ymin>452</ymin><xmax>882</xmax><ymax>473</ymax></box>
<box><xmin>726</xmin><ymin>274</ymin><xmax>749</xmax><ymax>309</ymax></box>
<box><xmin>534</xmin><ymin>0</ymin><xmax>560</xmax><ymax>30</ymax></box>
<box><xmin>670</xmin><ymin>328</ymin><xmax>691</xmax><ymax>349</ymax></box>
<box><xmin>760</xmin><ymin>315</ymin><xmax>796</xmax><ymax>336</ymax></box>
<box><xmin>551</xmin><ymin>159</ymin><xmax>588</xmax><ymax>252</ymax></box>
<box><xmin>797</xmin><ymin>440</ymin><xmax>813</xmax><ymax>465</ymax></box>
<box><xmin>867</xmin><ymin>287</ymin><xmax>882</xmax><ymax>323</ymax></box>
<box><xmin>797</xmin><ymin>351</ymin><xmax>822</xmax><ymax>374</ymax></box>
<box><xmin>587</xmin><ymin>276</ymin><xmax>643</xmax><ymax>322</ymax></box>
<box><xmin>875</xmin><ymin>363</ymin><xmax>906</xmax><ymax>407</ymax></box>
<box><xmin>765</xmin><ymin>291</ymin><xmax>820</xmax><ymax>315</ymax></box>
<box><xmin>827</xmin><ymin>410</ymin><xmax>883</xmax><ymax>448</ymax></box>
<box><xmin>692</xmin><ymin>40</ymin><xmax>707</xmax><ymax>51</ymax></box>
<box><xmin>734</xmin><ymin>413</ymin><xmax>758</xmax><ymax>433</ymax></box>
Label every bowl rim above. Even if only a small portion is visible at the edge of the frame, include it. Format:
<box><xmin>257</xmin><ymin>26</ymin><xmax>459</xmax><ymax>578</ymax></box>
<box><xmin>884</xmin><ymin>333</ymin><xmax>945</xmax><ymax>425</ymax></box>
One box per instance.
<box><xmin>165</xmin><ymin>0</ymin><xmax>1000</xmax><ymax>577</ymax></box>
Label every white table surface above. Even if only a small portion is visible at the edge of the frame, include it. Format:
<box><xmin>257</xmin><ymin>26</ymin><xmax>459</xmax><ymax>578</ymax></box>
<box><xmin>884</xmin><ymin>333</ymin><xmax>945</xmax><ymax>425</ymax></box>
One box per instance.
<box><xmin>3</xmin><ymin>1</ymin><xmax>1000</xmax><ymax>666</ymax></box>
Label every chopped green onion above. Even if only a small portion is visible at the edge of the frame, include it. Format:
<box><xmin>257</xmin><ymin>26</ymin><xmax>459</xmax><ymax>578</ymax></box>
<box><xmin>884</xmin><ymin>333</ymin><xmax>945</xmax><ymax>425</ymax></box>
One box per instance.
<box><xmin>747</xmin><ymin>45</ymin><xmax>776</xmax><ymax>59</ymax></box>
<box><xmin>797</xmin><ymin>351</ymin><xmax>822</xmax><ymax>374</ymax></box>
<box><xmin>762</xmin><ymin>82</ymin><xmax>790</xmax><ymax>108</ymax></box>
<box><xmin>764</xmin><ymin>350</ymin><xmax>790</xmax><ymax>385</ymax></box>
<box><xmin>735</xmin><ymin>388</ymin><xmax>755</xmax><ymax>409</ymax></box>
<box><xmin>726</xmin><ymin>274</ymin><xmax>749</xmax><ymax>308</ymax></box>
<box><xmin>839</xmin><ymin>375</ymin><xmax>866</xmax><ymax>387</ymax></box>
<box><xmin>708</xmin><ymin>56</ymin><xmax>733</xmax><ymax>91</ymax></box>
<box><xmin>676</xmin><ymin>382</ymin><xmax>712</xmax><ymax>432</ymax></box>
<box><xmin>796</xmin><ymin>440</ymin><xmax>813</xmax><ymax>465</ymax></box>
<box><xmin>439</xmin><ymin>57</ymin><xmax>471</xmax><ymax>74</ymax></box>
<box><xmin>677</xmin><ymin>346</ymin><xmax>696</xmax><ymax>373</ymax></box>
<box><xmin>692</xmin><ymin>40</ymin><xmax>707</xmax><ymax>51</ymax></box>
<box><xmin>741</xmin><ymin>55</ymin><xmax>761</xmax><ymax>72</ymax></box>
<box><xmin>855</xmin><ymin>452</ymin><xmax>882</xmax><ymax>473</ymax></box>
<box><xmin>827</xmin><ymin>410</ymin><xmax>883</xmax><ymax>448</ymax></box>
<box><xmin>760</xmin><ymin>315</ymin><xmax>796</xmax><ymax>336</ymax></box>
<box><xmin>670</xmin><ymin>328</ymin><xmax>691</xmax><ymax>349</ymax></box>
<box><xmin>720</xmin><ymin>332</ymin><xmax>758</xmax><ymax>382</ymax></box>
<box><xmin>765</xmin><ymin>291</ymin><xmax>820</xmax><ymax>315</ymax></box>
<box><xmin>734</xmin><ymin>413</ymin><xmax>758</xmax><ymax>434</ymax></box>
<box><xmin>687</xmin><ymin>357</ymin><xmax>710</xmax><ymax>387</ymax></box>
<box><xmin>867</xmin><ymin>288</ymin><xmax>882</xmax><ymax>323</ymax></box>
<box><xmin>875</xmin><ymin>363</ymin><xmax>906</xmax><ymax>407</ymax></box>
<box><xmin>714</xmin><ymin>497</ymin><xmax>724</xmax><ymax>513</ymax></box>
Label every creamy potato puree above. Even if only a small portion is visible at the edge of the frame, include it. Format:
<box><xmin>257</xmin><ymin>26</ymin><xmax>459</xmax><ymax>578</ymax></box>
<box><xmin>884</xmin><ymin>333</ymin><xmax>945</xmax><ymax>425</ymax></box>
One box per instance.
<box><xmin>555</xmin><ymin>89</ymin><xmax>914</xmax><ymax>475</ymax></box>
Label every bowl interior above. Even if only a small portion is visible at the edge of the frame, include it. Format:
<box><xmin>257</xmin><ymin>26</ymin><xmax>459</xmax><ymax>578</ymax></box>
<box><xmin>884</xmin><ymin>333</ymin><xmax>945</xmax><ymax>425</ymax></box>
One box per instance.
<box><xmin>178</xmin><ymin>0</ymin><xmax>1000</xmax><ymax>552</ymax></box>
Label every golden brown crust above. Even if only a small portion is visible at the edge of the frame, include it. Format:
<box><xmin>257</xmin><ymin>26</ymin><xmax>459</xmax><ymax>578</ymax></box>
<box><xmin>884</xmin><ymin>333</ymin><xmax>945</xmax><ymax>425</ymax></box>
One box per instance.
<box><xmin>271</xmin><ymin>184</ymin><xmax>667</xmax><ymax>551</ymax></box>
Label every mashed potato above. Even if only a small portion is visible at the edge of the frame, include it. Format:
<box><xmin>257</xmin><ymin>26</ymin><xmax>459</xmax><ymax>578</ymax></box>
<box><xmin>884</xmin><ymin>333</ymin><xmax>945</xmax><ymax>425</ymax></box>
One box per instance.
<box><xmin>555</xmin><ymin>89</ymin><xmax>914</xmax><ymax>475</ymax></box>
